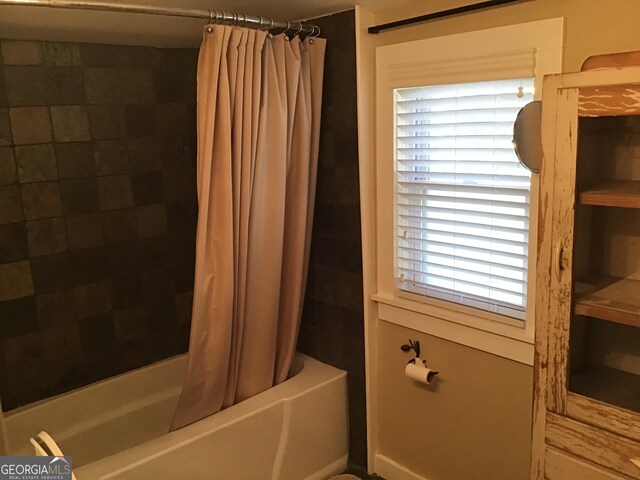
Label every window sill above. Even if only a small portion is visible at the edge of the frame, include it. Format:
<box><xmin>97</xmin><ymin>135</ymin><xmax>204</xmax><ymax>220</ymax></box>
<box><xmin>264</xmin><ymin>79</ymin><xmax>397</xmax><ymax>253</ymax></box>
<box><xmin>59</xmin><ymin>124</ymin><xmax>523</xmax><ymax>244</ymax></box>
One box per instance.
<box><xmin>372</xmin><ymin>292</ymin><xmax>534</xmax><ymax>366</ymax></box>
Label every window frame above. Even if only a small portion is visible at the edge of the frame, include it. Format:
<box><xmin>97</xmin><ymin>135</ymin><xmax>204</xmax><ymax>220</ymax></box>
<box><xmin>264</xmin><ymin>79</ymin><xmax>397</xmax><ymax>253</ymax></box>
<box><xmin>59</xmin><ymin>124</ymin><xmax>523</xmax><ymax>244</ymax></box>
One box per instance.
<box><xmin>374</xmin><ymin>18</ymin><xmax>565</xmax><ymax>364</ymax></box>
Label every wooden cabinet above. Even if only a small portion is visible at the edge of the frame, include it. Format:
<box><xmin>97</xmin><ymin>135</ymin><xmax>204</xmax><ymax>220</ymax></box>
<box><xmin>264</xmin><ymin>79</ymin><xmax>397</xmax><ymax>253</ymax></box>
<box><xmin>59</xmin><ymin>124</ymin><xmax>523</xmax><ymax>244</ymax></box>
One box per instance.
<box><xmin>532</xmin><ymin>62</ymin><xmax>640</xmax><ymax>479</ymax></box>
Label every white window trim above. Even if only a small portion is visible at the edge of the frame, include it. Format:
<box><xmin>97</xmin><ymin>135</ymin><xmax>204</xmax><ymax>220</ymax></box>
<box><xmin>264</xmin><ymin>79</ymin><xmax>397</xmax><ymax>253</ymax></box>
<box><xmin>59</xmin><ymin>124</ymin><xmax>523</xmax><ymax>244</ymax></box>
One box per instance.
<box><xmin>375</xmin><ymin>18</ymin><xmax>565</xmax><ymax>365</ymax></box>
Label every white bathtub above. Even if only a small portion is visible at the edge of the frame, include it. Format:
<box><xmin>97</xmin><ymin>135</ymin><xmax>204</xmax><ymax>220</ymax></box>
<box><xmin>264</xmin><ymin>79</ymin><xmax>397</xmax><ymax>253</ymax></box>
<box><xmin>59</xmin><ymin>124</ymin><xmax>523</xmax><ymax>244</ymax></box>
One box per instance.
<box><xmin>3</xmin><ymin>353</ymin><xmax>349</xmax><ymax>480</ymax></box>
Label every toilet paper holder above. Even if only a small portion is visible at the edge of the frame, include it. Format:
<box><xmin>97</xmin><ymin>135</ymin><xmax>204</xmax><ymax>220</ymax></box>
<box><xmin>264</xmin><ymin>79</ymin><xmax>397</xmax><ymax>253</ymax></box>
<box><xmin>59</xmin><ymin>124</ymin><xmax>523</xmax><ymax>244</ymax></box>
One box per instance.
<box><xmin>401</xmin><ymin>339</ymin><xmax>421</xmax><ymax>358</ymax></box>
<box><xmin>401</xmin><ymin>339</ymin><xmax>439</xmax><ymax>383</ymax></box>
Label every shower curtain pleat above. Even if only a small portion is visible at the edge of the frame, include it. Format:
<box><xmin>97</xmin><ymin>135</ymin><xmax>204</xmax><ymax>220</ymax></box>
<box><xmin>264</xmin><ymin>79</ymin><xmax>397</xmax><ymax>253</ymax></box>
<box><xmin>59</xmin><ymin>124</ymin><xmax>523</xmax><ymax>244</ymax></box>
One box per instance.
<box><xmin>171</xmin><ymin>25</ymin><xmax>326</xmax><ymax>430</ymax></box>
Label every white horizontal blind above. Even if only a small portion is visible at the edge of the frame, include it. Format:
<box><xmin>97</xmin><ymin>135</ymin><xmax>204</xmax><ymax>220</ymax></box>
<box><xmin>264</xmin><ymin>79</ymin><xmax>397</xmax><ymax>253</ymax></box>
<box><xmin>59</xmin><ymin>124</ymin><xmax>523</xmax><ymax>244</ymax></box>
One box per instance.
<box><xmin>395</xmin><ymin>78</ymin><xmax>533</xmax><ymax>321</ymax></box>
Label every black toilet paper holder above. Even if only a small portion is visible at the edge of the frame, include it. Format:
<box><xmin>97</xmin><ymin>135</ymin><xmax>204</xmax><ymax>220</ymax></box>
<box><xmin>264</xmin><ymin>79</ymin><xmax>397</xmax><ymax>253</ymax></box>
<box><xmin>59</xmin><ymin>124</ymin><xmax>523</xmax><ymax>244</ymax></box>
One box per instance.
<box><xmin>400</xmin><ymin>338</ymin><xmax>421</xmax><ymax>359</ymax></box>
<box><xmin>401</xmin><ymin>339</ymin><xmax>439</xmax><ymax>381</ymax></box>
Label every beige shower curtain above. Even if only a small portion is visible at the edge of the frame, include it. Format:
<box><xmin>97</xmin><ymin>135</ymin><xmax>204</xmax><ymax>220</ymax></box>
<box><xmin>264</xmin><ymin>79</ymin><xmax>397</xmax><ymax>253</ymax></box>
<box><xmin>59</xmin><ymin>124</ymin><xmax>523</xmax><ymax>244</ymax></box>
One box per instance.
<box><xmin>171</xmin><ymin>25</ymin><xmax>326</xmax><ymax>430</ymax></box>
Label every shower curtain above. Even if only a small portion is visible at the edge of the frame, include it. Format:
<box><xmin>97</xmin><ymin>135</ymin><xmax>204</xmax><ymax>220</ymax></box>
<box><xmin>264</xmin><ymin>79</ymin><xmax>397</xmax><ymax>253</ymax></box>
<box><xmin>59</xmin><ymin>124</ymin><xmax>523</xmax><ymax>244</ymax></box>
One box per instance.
<box><xmin>171</xmin><ymin>24</ymin><xmax>326</xmax><ymax>430</ymax></box>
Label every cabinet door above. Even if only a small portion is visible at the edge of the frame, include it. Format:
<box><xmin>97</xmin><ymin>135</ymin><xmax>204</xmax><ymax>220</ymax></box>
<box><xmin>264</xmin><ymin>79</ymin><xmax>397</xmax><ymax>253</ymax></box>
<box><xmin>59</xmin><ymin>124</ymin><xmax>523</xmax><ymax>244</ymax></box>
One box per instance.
<box><xmin>543</xmin><ymin>68</ymin><xmax>640</xmax><ymax>434</ymax></box>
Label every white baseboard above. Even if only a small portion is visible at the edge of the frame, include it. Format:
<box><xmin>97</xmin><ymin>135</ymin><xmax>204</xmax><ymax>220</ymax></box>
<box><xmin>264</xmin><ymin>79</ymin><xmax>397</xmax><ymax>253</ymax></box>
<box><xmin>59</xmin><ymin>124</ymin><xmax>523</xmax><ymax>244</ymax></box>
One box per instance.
<box><xmin>375</xmin><ymin>454</ymin><xmax>427</xmax><ymax>480</ymax></box>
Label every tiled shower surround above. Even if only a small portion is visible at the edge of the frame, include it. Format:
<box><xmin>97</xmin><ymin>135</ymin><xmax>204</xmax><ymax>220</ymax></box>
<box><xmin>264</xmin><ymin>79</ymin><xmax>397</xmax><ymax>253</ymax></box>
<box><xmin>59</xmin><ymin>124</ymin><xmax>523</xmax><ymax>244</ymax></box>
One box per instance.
<box><xmin>0</xmin><ymin>39</ymin><xmax>198</xmax><ymax>410</ymax></box>
<box><xmin>297</xmin><ymin>10</ymin><xmax>367</xmax><ymax>470</ymax></box>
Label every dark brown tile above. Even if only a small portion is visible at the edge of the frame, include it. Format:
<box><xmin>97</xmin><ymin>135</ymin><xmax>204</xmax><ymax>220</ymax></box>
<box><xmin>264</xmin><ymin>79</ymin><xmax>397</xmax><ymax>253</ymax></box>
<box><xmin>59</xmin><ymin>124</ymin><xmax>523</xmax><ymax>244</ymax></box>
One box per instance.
<box><xmin>4</xmin><ymin>67</ymin><xmax>84</xmax><ymax>106</ymax></box>
<box><xmin>0</xmin><ymin>108</ymin><xmax>11</xmax><ymax>146</ymax></box>
<box><xmin>0</xmin><ymin>296</ymin><xmax>38</xmax><ymax>338</ymax></box>
<box><xmin>3</xmin><ymin>331</ymin><xmax>43</xmax><ymax>370</ymax></box>
<box><xmin>49</xmin><ymin>67</ymin><xmax>86</xmax><ymax>105</ymax></box>
<box><xmin>101</xmin><ymin>208</ymin><xmax>137</xmax><ymax>243</ymax></box>
<box><xmin>79</xmin><ymin>44</ymin><xmax>159</xmax><ymax>68</ymax></box>
<box><xmin>97</xmin><ymin>175</ymin><xmax>133</xmax><ymax>210</ymax></box>
<box><xmin>55</xmin><ymin>143</ymin><xmax>95</xmax><ymax>179</ymax></box>
<box><xmin>42</xmin><ymin>42</ymin><xmax>81</xmax><ymax>67</ymax></box>
<box><xmin>156</xmin><ymin>103</ymin><xmax>189</xmax><ymax>137</ymax></box>
<box><xmin>50</xmin><ymin>105</ymin><xmax>91</xmax><ymax>142</ymax></box>
<box><xmin>174</xmin><ymin>291</ymin><xmax>192</xmax><ymax>325</ymax></box>
<box><xmin>300</xmin><ymin>296</ymin><xmax>317</xmax><ymax>330</ymax></box>
<box><xmin>136</xmin><ymin>204</ymin><xmax>167</xmax><ymax>238</ymax></box>
<box><xmin>119</xmin><ymin>69</ymin><xmax>154</xmax><ymax>104</ymax></box>
<box><xmin>0</xmin><ymin>73</ymin><xmax>6</xmax><ymax>107</ymax></box>
<box><xmin>20</xmin><ymin>182</ymin><xmax>62</xmax><ymax>220</ymax></box>
<box><xmin>318</xmin><ymin>129</ymin><xmax>336</xmax><ymax>168</ymax></box>
<box><xmin>0</xmin><ymin>223</ymin><xmax>28</xmax><ymax>263</ymax></box>
<box><xmin>153</xmin><ymin>69</ymin><xmax>185</xmax><ymax>103</ymax></box>
<box><xmin>65</xmin><ymin>213</ymin><xmax>104</xmax><ymax>250</ymax></box>
<box><xmin>161</xmin><ymin>136</ymin><xmax>196</xmax><ymax>169</ymax></box>
<box><xmin>0</xmin><ymin>185</ymin><xmax>23</xmax><ymax>224</ymax></box>
<box><xmin>59</xmin><ymin>177</ymin><xmax>99</xmax><ymax>214</ymax></box>
<box><xmin>297</xmin><ymin>324</ymin><xmax>321</xmax><ymax>359</ymax></box>
<box><xmin>2</xmin><ymin>365</ymin><xmax>47</xmax><ymax>410</ymax></box>
<box><xmin>132</xmin><ymin>171</ymin><xmax>163</xmax><ymax>205</ymax></box>
<box><xmin>36</xmin><ymin>289</ymin><xmax>77</xmax><ymax>326</ymax></box>
<box><xmin>30</xmin><ymin>253</ymin><xmax>71</xmax><ymax>293</ymax></box>
<box><xmin>26</xmin><ymin>217</ymin><xmax>67</xmax><ymax>257</ymax></box>
<box><xmin>162</xmin><ymin>167</ymin><xmax>196</xmax><ymax>203</ymax></box>
<box><xmin>148</xmin><ymin>323</ymin><xmax>181</xmax><ymax>360</ymax></box>
<box><xmin>116</xmin><ymin>336</ymin><xmax>152</xmax><ymax>373</ymax></box>
<box><xmin>0</xmin><ymin>260</ymin><xmax>34</xmax><ymax>301</ymax></box>
<box><xmin>41</xmin><ymin>321</ymin><xmax>83</xmax><ymax>368</ymax></box>
<box><xmin>342</xmin><ymin>307</ymin><xmax>365</xmax><ymax>344</ymax></box>
<box><xmin>0</xmin><ymin>147</ymin><xmax>16</xmax><ymax>185</ymax></box>
<box><xmin>79</xmin><ymin>313</ymin><xmax>117</xmax><ymax>379</ymax></box>
<box><xmin>9</xmin><ymin>107</ymin><xmax>52</xmax><ymax>145</ymax></box>
<box><xmin>88</xmin><ymin>104</ymin><xmax>125</xmax><ymax>140</ymax></box>
<box><xmin>110</xmin><ymin>272</ymin><xmax>142</xmax><ymax>309</ymax></box>
<box><xmin>113</xmin><ymin>306</ymin><xmax>146</xmax><ymax>342</ymax></box>
<box><xmin>15</xmin><ymin>144</ymin><xmax>58</xmax><ymax>183</ymax></box>
<box><xmin>339</xmin><ymin>272</ymin><xmax>364</xmax><ymax>312</ymax></box>
<box><xmin>124</xmin><ymin>104</ymin><xmax>157</xmax><ymax>138</ymax></box>
<box><xmin>317</xmin><ymin>300</ymin><xmax>342</xmax><ymax>335</ymax></box>
<box><xmin>106</xmin><ymin>242</ymin><xmax>139</xmax><ymax>276</ymax></box>
<box><xmin>74</xmin><ymin>280</ymin><xmax>111</xmax><ymax>319</ymax></box>
<box><xmin>68</xmin><ymin>247</ymin><xmax>109</xmax><ymax>284</ymax></box>
<box><xmin>1</xmin><ymin>41</ymin><xmax>43</xmax><ymax>65</ymax></box>
<box><xmin>84</xmin><ymin>68</ymin><xmax>120</xmax><ymax>104</ymax></box>
<box><xmin>93</xmin><ymin>140</ymin><xmax>128</xmax><ymax>175</ymax></box>
<box><xmin>314</xmin><ymin>266</ymin><xmax>343</xmax><ymax>305</ymax></box>
<box><xmin>127</xmin><ymin>139</ymin><xmax>161</xmax><ymax>172</ymax></box>
<box><xmin>166</xmin><ymin>200</ymin><xmax>198</xmax><ymax>234</ymax></box>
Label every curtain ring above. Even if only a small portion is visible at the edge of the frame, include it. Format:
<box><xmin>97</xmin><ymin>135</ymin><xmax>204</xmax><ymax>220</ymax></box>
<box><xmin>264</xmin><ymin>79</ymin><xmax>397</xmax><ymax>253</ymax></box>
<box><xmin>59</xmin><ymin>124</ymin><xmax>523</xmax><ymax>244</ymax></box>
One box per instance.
<box><xmin>285</xmin><ymin>20</ymin><xmax>291</xmax><ymax>40</ymax></box>
<box><xmin>267</xmin><ymin>17</ymin><xmax>274</xmax><ymax>38</ymax></box>
<box><xmin>311</xmin><ymin>25</ymin><xmax>321</xmax><ymax>38</ymax></box>
<box><xmin>294</xmin><ymin>23</ymin><xmax>303</xmax><ymax>38</ymax></box>
<box><xmin>206</xmin><ymin>9</ymin><xmax>214</xmax><ymax>33</ymax></box>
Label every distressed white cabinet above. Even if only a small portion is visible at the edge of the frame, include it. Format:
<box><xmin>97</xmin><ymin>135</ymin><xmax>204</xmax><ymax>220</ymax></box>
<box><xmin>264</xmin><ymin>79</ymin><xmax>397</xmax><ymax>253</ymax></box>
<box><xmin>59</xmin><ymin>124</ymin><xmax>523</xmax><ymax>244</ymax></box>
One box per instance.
<box><xmin>532</xmin><ymin>60</ymin><xmax>640</xmax><ymax>479</ymax></box>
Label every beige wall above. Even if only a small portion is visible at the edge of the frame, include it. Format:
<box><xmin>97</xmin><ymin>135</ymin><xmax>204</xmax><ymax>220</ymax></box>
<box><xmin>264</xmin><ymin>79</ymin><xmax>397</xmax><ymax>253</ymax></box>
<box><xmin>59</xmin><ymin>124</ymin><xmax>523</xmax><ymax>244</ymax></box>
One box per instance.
<box><xmin>377</xmin><ymin>321</ymin><xmax>533</xmax><ymax>480</ymax></box>
<box><xmin>367</xmin><ymin>2</ymin><xmax>640</xmax><ymax>479</ymax></box>
<box><xmin>373</xmin><ymin>0</ymin><xmax>640</xmax><ymax>72</ymax></box>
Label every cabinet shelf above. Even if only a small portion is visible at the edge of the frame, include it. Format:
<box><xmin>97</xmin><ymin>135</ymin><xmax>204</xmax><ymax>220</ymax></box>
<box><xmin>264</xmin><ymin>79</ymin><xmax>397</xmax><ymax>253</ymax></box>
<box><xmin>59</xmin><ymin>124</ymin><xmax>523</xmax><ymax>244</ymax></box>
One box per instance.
<box><xmin>570</xmin><ymin>364</ymin><xmax>640</xmax><ymax>413</ymax></box>
<box><xmin>574</xmin><ymin>277</ymin><xmax>640</xmax><ymax>328</ymax></box>
<box><xmin>578</xmin><ymin>180</ymin><xmax>640</xmax><ymax>208</ymax></box>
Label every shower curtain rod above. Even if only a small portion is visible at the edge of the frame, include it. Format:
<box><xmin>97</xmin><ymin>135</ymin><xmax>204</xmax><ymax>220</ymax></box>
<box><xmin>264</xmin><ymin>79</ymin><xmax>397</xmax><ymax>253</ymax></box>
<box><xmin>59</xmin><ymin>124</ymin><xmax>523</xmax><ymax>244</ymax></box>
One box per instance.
<box><xmin>0</xmin><ymin>0</ymin><xmax>319</xmax><ymax>37</ymax></box>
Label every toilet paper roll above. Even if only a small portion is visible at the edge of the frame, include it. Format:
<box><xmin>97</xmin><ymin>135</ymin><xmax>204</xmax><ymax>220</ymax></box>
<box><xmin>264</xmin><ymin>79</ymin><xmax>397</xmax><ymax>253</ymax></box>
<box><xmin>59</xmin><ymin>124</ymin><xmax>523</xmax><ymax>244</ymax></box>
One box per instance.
<box><xmin>405</xmin><ymin>361</ymin><xmax>438</xmax><ymax>385</ymax></box>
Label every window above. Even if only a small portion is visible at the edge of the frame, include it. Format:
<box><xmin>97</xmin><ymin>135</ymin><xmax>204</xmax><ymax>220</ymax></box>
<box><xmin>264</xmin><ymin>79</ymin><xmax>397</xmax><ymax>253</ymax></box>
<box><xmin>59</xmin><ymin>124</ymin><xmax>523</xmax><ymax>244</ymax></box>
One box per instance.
<box><xmin>374</xmin><ymin>18</ymin><xmax>564</xmax><ymax>361</ymax></box>
<box><xmin>395</xmin><ymin>78</ymin><xmax>533</xmax><ymax>321</ymax></box>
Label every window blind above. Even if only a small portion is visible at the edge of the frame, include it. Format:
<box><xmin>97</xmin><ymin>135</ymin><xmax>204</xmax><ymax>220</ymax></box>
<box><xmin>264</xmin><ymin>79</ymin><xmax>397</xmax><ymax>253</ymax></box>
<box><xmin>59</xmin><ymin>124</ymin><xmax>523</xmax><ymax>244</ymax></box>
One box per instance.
<box><xmin>395</xmin><ymin>78</ymin><xmax>533</xmax><ymax>321</ymax></box>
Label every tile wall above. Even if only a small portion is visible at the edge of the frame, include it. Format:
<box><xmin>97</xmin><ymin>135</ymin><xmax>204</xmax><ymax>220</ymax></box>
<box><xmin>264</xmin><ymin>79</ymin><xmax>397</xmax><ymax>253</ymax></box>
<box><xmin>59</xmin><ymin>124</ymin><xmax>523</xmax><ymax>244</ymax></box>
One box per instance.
<box><xmin>297</xmin><ymin>10</ymin><xmax>368</xmax><ymax>470</ymax></box>
<box><xmin>0</xmin><ymin>39</ymin><xmax>198</xmax><ymax>410</ymax></box>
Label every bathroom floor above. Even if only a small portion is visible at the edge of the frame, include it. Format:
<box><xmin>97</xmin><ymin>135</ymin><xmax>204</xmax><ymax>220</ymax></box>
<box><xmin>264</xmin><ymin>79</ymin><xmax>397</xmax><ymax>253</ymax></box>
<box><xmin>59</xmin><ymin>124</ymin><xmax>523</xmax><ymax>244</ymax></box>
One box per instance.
<box><xmin>339</xmin><ymin>467</ymin><xmax>385</xmax><ymax>479</ymax></box>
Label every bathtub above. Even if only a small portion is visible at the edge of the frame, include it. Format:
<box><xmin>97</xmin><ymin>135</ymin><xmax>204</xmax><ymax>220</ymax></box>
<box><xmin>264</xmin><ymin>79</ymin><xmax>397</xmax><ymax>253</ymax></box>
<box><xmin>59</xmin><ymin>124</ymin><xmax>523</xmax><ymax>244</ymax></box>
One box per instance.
<box><xmin>2</xmin><ymin>353</ymin><xmax>349</xmax><ymax>480</ymax></box>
